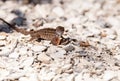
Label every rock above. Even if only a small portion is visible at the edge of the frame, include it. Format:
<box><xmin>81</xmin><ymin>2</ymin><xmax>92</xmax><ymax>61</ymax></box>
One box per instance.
<box><xmin>9</xmin><ymin>52</ymin><xmax>19</xmax><ymax>59</ymax></box>
<box><xmin>75</xmin><ymin>73</ymin><xmax>83</xmax><ymax>81</ymax></box>
<box><xmin>65</xmin><ymin>74</ymin><xmax>75</xmax><ymax>81</ymax></box>
<box><xmin>54</xmin><ymin>73</ymin><xmax>74</xmax><ymax>81</ymax></box>
<box><xmin>107</xmin><ymin>17</ymin><xmax>120</xmax><ymax>29</ymax></box>
<box><xmin>76</xmin><ymin>50</ymin><xmax>88</xmax><ymax>56</ymax></box>
<box><xmin>19</xmin><ymin>77</ymin><xmax>29</xmax><ymax>81</ymax></box>
<box><xmin>0</xmin><ymin>38</ymin><xmax>18</xmax><ymax>56</ymax></box>
<box><xmin>19</xmin><ymin>5</ymin><xmax>29</xmax><ymax>13</ymax></box>
<box><xmin>0</xmin><ymin>69</ymin><xmax>9</xmax><ymax>80</ymax></box>
<box><xmin>19</xmin><ymin>73</ymin><xmax>40</xmax><ymax>81</ymax></box>
<box><xmin>31</xmin><ymin>45</ymin><xmax>46</xmax><ymax>52</ymax></box>
<box><xmin>103</xmin><ymin>70</ymin><xmax>117</xmax><ymax>81</ymax></box>
<box><xmin>54</xmin><ymin>74</ymin><xmax>74</xmax><ymax>81</ymax></box>
<box><xmin>62</xmin><ymin>64</ymin><xmax>72</xmax><ymax>71</ymax></box>
<box><xmin>6</xmin><ymin>72</ymin><xmax>25</xmax><ymax>80</ymax></box>
<box><xmin>20</xmin><ymin>57</ymin><xmax>34</xmax><ymax>67</ymax></box>
<box><xmin>42</xmin><ymin>41</ymin><xmax>51</xmax><ymax>46</ymax></box>
<box><xmin>34</xmin><ymin>4</ymin><xmax>49</xmax><ymax>17</ymax></box>
<box><xmin>32</xmin><ymin>18</ymin><xmax>44</xmax><ymax>27</ymax></box>
<box><xmin>6</xmin><ymin>13</ymin><xmax>17</xmax><ymax>21</ymax></box>
<box><xmin>104</xmin><ymin>29</ymin><xmax>117</xmax><ymax>40</ymax></box>
<box><xmin>47</xmin><ymin>46</ymin><xmax>66</xmax><ymax>59</ymax></box>
<box><xmin>96</xmin><ymin>20</ymin><xmax>112</xmax><ymax>28</ymax></box>
<box><xmin>11</xmin><ymin>17</ymin><xmax>26</xmax><ymax>26</ymax></box>
<box><xmin>18</xmin><ymin>47</ymin><xmax>28</xmax><ymax>55</ymax></box>
<box><xmin>0</xmin><ymin>10</ymin><xmax>6</xmax><ymax>18</ymax></box>
<box><xmin>28</xmin><ymin>73</ymin><xmax>38</xmax><ymax>81</ymax></box>
<box><xmin>118</xmin><ymin>71</ymin><xmax>120</xmax><ymax>80</ymax></box>
<box><xmin>52</xmin><ymin>7</ymin><xmax>64</xmax><ymax>17</ymax></box>
<box><xmin>37</xmin><ymin>52</ymin><xmax>51</xmax><ymax>64</ymax></box>
<box><xmin>94</xmin><ymin>62</ymin><xmax>103</xmax><ymax>69</ymax></box>
<box><xmin>0</xmin><ymin>40</ymin><xmax>6</xmax><ymax>46</ymax></box>
<box><xmin>0</xmin><ymin>32</ymin><xmax>8</xmax><ymax>40</ymax></box>
<box><xmin>114</xmin><ymin>55</ymin><xmax>120</xmax><ymax>60</ymax></box>
<box><xmin>66</xmin><ymin>17</ymin><xmax>80</xmax><ymax>24</ymax></box>
<box><xmin>64</xmin><ymin>45</ymin><xmax>75</xmax><ymax>52</ymax></box>
<box><xmin>38</xmin><ymin>70</ymin><xmax>56</xmax><ymax>81</ymax></box>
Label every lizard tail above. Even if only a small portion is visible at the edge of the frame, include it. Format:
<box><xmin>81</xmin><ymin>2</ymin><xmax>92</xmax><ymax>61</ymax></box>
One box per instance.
<box><xmin>0</xmin><ymin>18</ymin><xmax>29</xmax><ymax>35</ymax></box>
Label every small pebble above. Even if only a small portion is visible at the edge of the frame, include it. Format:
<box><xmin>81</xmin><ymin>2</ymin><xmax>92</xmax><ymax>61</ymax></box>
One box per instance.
<box><xmin>75</xmin><ymin>73</ymin><xmax>83</xmax><ymax>81</ymax></box>
<box><xmin>47</xmin><ymin>46</ymin><xmax>66</xmax><ymax>59</ymax></box>
<box><xmin>19</xmin><ymin>77</ymin><xmax>29</xmax><ymax>81</ymax></box>
<box><xmin>9</xmin><ymin>52</ymin><xmax>19</xmax><ymax>59</ymax></box>
<box><xmin>52</xmin><ymin>7</ymin><xmax>64</xmax><ymax>17</ymax></box>
<box><xmin>31</xmin><ymin>45</ymin><xmax>46</xmax><ymax>52</ymax></box>
<box><xmin>20</xmin><ymin>57</ymin><xmax>34</xmax><ymax>67</ymax></box>
<box><xmin>0</xmin><ymin>32</ymin><xmax>8</xmax><ymax>40</ymax></box>
<box><xmin>64</xmin><ymin>45</ymin><xmax>75</xmax><ymax>52</ymax></box>
<box><xmin>37</xmin><ymin>52</ymin><xmax>51</xmax><ymax>64</ymax></box>
<box><xmin>103</xmin><ymin>70</ymin><xmax>117</xmax><ymax>81</ymax></box>
<box><xmin>114</xmin><ymin>55</ymin><xmax>120</xmax><ymax>60</ymax></box>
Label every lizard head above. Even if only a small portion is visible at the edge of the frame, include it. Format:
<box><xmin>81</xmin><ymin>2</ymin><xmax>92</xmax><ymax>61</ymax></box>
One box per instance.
<box><xmin>56</xmin><ymin>26</ymin><xmax>64</xmax><ymax>36</ymax></box>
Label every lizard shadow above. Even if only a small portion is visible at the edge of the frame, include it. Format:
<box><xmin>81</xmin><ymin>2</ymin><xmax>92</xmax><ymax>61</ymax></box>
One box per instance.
<box><xmin>0</xmin><ymin>9</ymin><xmax>27</xmax><ymax>33</ymax></box>
<box><xmin>26</xmin><ymin>0</ymin><xmax>53</xmax><ymax>5</ymax></box>
<box><xmin>0</xmin><ymin>16</ymin><xmax>27</xmax><ymax>33</ymax></box>
<box><xmin>0</xmin><ymin>24</ymin><xmax>11</xmax><ymax>33</ymax></box>
<box><xmin>2</xmin><ymin>0</ymin><xmax>53</xmax><ymax>5</ymax></box>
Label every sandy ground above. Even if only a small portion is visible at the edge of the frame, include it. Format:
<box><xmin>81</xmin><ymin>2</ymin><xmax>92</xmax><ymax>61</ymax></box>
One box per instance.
<box><xmin>0</xmin><ymin>0</ymin><xmax>120</xmax><ymax>81</ymax></box>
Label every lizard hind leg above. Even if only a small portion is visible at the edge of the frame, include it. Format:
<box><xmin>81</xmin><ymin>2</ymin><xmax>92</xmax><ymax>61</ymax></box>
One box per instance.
<box><xmin>51</xmin><ymin>37</ymin><xmax>61</xmax><ymax>45</ymax></box>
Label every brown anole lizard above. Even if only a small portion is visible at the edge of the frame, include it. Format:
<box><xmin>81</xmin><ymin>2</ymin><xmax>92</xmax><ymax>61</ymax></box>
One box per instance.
<box><xmin>0</xmin><ymin>18</ymin><xmax>64</xmax><ymax>45</ymax></box>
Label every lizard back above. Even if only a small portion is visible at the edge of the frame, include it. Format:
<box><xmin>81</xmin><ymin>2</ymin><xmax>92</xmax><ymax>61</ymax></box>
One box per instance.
<box><xmin>30</xmin><ymin>28</ymin><xmax>58</xmax><ymax>40</ymax></box>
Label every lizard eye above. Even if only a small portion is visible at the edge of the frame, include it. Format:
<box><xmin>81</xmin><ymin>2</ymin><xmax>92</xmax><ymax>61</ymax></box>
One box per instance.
<box><xmin>56</xmin><ymin>26</ymin><xmax>64</xmax><ymax>36</ymax></box>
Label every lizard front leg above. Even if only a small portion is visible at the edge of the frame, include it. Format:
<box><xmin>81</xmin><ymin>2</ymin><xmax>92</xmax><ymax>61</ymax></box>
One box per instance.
<box><xmin>51</xmin><ymin>37</ymin><xmax>61</xmax><ymax>45</ymax></box>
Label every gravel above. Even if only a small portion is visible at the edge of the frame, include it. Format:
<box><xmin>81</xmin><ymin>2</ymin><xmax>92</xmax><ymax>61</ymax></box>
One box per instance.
<box><xmin>0</xmin><ymin>0</ymin><xmax>120</xmax><ymax>81</ymax></box>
